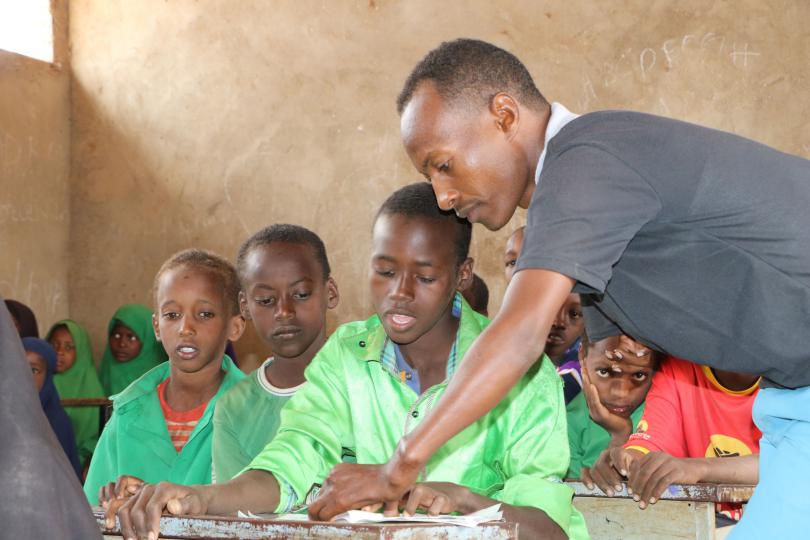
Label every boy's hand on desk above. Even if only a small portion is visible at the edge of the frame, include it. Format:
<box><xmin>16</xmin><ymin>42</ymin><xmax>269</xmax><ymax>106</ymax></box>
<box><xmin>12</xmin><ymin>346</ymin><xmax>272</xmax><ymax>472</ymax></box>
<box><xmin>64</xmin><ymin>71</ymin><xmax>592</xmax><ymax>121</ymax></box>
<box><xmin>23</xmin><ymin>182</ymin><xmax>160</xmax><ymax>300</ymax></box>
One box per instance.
<box><xmin>581</xmin><ymin>366</ymin><xmax>633</xmax><ymax>442</ymax></box>
<box><xmin>101</xmin><ymin>475</ymin><xmax>145</xmax><ymax>529</ymax></box>
<box><xmin>627</xmin><ymin>453</ymin><xmax>706</xmax><ymax>509</ymax></box>
<box><xmin>400</xmin><ymin>482</ymin><xmax>470</xmax><ymax>516</ymax></box>
<box><xmin>308</xmin><ymin>462</ymin><xmax>416</xmax><ymax>521</ymax></box>
<box><xmin>114</xmin><ymin>482</ymin><xmax>209</xmax><ymax>540</ymax></box>
<box><xmin>583</xmin><ymin>447</ymin><xmax>643</xmax><ymax>496</ymax></box>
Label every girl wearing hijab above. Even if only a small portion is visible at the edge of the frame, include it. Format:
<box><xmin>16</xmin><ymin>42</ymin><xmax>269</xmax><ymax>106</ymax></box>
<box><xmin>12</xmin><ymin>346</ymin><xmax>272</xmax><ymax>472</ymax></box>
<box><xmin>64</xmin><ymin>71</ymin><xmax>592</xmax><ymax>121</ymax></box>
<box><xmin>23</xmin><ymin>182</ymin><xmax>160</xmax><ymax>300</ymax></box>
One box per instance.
<box><xmin>99</xmin><ymin>304</ymin><xmax>168</xmax><ymax>396</ymax></box>
<box><xmin>4</xmin><ymin>299</ymin><xmax>40</xmax><ymax>338</ymax></box>
<box><xmin>47</xmin><ymin>320</ymin><xmax>106</xmax><ymax>467</ymax></box>
<box><xmin>22</xmin><ymin>337</ymin><xmax>82</xmax><ymax>477</ymax></box>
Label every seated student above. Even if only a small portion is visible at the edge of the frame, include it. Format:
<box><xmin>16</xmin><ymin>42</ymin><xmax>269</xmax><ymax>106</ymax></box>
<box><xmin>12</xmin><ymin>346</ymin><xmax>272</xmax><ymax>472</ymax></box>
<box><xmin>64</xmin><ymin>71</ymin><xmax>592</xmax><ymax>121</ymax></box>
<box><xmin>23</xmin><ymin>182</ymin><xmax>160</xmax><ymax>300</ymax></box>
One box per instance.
<box><xmin>588</xmin><ymin>356</ymin><xmax>760</xmax><ymax>522</ymax></box>
<box><xmin>22</xmin><ymin>337</ymin><xmax>82</xmax><ymax>478</ymax></box>
<box><xmin>460</xmin><ymin>272</ymin><xmax>489</xmax><ymax>316</ymax></box>
<box><xmin>46</xmin><ymin>319</ymin><xmax>105</xmax><ymax>468</ymax></box>
<box><xmin>99</xmin><ymin>303</ymin><xmax>169</xmax><ymax>396</ymax></box>
<box><xmin>503</xmin><ymin>226</ymin><xmax>584</xmax><ymax>403</ymax></box>
<box><xmin>84</xmin><ymin>248</ymin><xmax>246</xmax><ymax>506</ymax></box>
<box><xmin>108</xmin><ymin>183</ymin><xmax>589</xmax><ymax>540</ymax></box>
<box><xmin>567</xmin><ymin>333</ymin><xmax>658</xmax><ymax>480</ymax></box>
<box><xmin>5</xmin><ymin>299</ymin><xmax>40</xmax><ymax>338</ymax></box>
<box><xmin>212</xmin><ymin>224</ymin><xmax>340</xmax><ymax>482</ymax></box>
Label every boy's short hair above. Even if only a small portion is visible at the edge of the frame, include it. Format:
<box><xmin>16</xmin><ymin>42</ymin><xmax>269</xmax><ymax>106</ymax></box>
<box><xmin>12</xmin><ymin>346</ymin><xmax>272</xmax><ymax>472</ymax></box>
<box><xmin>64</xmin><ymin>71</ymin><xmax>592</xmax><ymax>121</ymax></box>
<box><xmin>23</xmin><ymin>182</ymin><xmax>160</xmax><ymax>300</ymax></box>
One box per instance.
<box><xmin>154</xmin><ymin>248</ymin><xmax>241</xmax><ymax>316</ymax></box>
<box><xmin>397</xmin><ymin>38</ymin><xmax>548</xmax><ymax>115</ymax></box>
<box><xmin>376</xmin><ymin>182</ymin><xmax>472</xmax><ymax>267</ymax></box>
<box><xmin>236</xmin><ymin>224</ymin><xmax>331</xmax><ymax>286</ymax></box>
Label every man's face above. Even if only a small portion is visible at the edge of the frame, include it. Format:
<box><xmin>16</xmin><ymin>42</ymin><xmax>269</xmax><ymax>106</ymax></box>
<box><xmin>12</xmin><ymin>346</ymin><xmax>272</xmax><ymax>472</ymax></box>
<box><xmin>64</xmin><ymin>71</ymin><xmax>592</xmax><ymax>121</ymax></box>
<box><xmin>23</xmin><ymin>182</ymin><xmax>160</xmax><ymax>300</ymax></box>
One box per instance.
<box><xmin>400</xmin><ymin>82</ymin><xmax>531</xmax><ymax>231</ymax></box>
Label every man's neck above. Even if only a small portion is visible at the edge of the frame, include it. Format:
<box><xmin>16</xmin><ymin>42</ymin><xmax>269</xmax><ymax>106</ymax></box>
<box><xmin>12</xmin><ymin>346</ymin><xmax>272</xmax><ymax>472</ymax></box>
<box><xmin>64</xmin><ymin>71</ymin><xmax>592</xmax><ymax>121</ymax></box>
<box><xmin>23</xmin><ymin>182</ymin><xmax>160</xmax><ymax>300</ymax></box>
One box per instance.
<box><xmin>517</xmin><ymin>105</ymin><xmax>551</xmax><ymax>208</ymax></box>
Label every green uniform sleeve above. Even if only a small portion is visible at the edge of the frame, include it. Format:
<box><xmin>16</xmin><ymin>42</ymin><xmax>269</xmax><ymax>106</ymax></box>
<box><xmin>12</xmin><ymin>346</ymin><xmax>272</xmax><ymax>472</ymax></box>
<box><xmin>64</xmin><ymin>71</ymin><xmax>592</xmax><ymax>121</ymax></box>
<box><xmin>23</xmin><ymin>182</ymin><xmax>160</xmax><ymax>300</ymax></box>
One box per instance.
<box><xmin>566</xmin><ymin>393</ymin><xmax>588</xmax><ymax>479</ymax></box>
<box><xmin>244</xmin><ymin>337</ymin><xmax>353</xmax><ymax>511</ymax></box>
<box><xmin>212</xmin><ymin>399</ymin><xmax>254</xmax><ymax>483</ymax></box>
<box><xmin>82</xmin><ymin>410</ymin><xmax>120</xmax><ymax>505</ymax></box>
<box><xmin>490</xmin><ymin>361</ymin><xmax>584</xmax><ymax>539</ymax></box>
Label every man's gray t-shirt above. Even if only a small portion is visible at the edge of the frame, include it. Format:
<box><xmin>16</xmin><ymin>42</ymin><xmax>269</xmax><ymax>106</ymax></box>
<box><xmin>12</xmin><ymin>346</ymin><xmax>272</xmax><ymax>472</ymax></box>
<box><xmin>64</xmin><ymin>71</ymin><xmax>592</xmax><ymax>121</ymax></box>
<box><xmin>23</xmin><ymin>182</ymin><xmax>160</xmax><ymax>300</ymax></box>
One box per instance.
<box><xmin>515</xmin><ymin>111</ymin><xmax>810</xmax><ymax>388</ymax></box>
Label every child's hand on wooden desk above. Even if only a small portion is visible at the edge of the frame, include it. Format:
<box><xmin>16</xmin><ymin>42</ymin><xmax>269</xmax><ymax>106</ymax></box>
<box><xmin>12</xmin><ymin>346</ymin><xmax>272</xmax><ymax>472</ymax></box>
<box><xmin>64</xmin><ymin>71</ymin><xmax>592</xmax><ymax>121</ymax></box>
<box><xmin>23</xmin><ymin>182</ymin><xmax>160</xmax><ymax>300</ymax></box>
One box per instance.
<box><xmin>626</xmin><ymin>453</ymin><xmax>707</xmax><ymax>509</ymax></box>
<box><xmin>101</xmin><ymin>475</ymin><xmax>144</xmax><ymax>529</ymax></box>
<box><xmin>114</xmin><ymin>481</ymin><xmax>209</xmax><ymax>540</ymax></box>
<box><xmin>400</xmin><ymin>482</ymin><xmax>470</xmax><ymax>516</ymax></box>
<box><xmin>582</xmin><ymin>447</ymin><xmax>644</xmax><ymax>496</ymax></box>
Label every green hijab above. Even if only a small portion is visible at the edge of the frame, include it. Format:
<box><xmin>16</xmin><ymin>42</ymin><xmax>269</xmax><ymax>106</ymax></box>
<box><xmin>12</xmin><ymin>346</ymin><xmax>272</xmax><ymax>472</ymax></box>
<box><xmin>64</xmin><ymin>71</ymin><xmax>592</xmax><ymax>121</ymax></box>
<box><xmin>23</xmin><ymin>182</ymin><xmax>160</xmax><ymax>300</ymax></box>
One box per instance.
<box><xmin>47</xmin><ymin>319</ymin><xmax>105</xmax><ymax>464</ymax></box>
<box><xmin>99</xmin><ymin>304</ymin><xmax>168</xmax><ymax>396</ymax></box>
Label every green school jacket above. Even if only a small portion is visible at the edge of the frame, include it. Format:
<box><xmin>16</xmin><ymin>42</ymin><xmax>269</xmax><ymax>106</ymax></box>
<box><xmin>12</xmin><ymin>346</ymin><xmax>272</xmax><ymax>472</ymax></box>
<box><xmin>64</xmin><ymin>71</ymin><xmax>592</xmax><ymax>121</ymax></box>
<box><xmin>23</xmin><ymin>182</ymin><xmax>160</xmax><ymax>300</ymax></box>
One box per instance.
<box><xmin>83</xmin><ymin>356</ymin><xmax>244</xmax><ymax>505</ymax></box>
<box><xmin>566</xmin><ymin>391</ymin><xmax>645</xmax><ymax>479</ymax></box>
<box><xmin>247</xmin><ymin>297</ymin><xmax>589</xmax><ymax>540</ymax></box>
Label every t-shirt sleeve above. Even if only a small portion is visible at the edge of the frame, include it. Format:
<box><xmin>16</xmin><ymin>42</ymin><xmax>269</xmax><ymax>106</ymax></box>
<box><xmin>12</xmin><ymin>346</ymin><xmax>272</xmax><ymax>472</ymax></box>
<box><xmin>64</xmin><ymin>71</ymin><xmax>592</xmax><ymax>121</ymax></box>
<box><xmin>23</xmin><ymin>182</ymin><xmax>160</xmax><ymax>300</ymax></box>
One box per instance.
<box><xmin>212</xmin><ymin>396</ymin><xmax>254</xmax><ymax>484</ymax></box>
<box><xmin>624</xmin><ymin>358</ymin><xmax>688</xmax><ymax>456</ymax></box>
<box><xmin>515</xmin><ymin>145</ymin><xmax>662</xmax><ymax>293</ymax></box>
<box><xmin>581</xmin><ymin>298</ymin><xmax>623</xmax><ymax>341</ymax></box>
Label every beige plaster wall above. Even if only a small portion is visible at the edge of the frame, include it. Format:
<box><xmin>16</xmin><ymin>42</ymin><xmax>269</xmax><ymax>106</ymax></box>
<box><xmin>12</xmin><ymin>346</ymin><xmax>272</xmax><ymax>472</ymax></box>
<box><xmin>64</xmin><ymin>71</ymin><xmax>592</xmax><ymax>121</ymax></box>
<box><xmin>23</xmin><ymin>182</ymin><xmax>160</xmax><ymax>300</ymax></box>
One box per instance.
<box><xmin>68</xmin><ymin>0</ymin><xmax>810</xmax><ymax>363</ymax></box>
<box><xmin>0</xmin><ymin>1</ymin><xmax>70</xmax><ymax>332</ymax></box>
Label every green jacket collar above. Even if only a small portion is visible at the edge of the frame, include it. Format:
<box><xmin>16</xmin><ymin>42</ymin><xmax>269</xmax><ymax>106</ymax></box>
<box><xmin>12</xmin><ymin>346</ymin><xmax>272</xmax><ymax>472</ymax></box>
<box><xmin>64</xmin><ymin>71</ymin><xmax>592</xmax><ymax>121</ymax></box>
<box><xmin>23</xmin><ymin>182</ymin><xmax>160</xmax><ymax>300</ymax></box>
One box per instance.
<box><xmin>345</xmin><ymin>293</ymin><xmax>488</xmax><ymax>379</ymax></box>
<box><xmin>112</xmin><ymin>355</ymin><xmax>241</xmax><ymax>409</ymax></box>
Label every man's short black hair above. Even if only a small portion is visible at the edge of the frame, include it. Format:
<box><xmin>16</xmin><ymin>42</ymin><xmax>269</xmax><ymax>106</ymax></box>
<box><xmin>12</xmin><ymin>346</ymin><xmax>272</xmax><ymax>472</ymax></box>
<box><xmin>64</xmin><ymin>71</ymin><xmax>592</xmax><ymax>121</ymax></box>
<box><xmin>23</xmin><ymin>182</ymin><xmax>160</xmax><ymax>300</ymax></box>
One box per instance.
<box><xmin>236</xmin><ymin>224</ymin><xmax>331</xmax><ymax>286</ymax></box>
<box><xmin>397</xmin><ymin>38</ymin><xmax>548</xmax><ymax>115</ymax></box>
<box><xmin>376</xmin><ymin>182</ymin><xmax>472</xmax><ymax>267</ymax></box>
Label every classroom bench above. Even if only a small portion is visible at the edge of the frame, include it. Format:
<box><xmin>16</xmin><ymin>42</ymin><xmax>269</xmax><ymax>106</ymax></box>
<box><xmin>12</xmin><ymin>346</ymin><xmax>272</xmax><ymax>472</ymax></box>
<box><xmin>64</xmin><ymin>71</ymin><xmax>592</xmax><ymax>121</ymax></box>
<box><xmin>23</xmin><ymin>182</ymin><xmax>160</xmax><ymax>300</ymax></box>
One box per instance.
<box><xmin>569</xmin><ymin>481</ymin><xmax>755</xmax><ymax>540</ymax></box>
<box><xmin>94</xmin><ymin>510</ymin><xmax>519</xmax><ymax>539</ymax></box>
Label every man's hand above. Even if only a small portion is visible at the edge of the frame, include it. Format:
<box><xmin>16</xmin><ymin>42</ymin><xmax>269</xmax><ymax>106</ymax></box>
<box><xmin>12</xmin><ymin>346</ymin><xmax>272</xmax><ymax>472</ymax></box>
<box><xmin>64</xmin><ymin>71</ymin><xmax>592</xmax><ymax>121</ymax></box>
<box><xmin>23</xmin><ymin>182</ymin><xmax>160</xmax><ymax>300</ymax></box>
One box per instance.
<box><xmin>582</xmin><ymin>447</ymin><xmax>643</xmax><ymax>496</ymax></box>
<box><xmin>400</xmin><ymin>482</ymin><xmax>470</xmax><ymax>516</ymax></box>
<box><xmin>101</xmin><ymin>475</ymin><xmax>145</xmax><ymax>530</ymax></box>
<box><xmin>581</xmin><ymin>366</ymin><xmax>633</xmax><ymax>442</ymax></box>
<box><xmin>308</xmin><ymin>459</ymin><xmax>420</xmax><ymax>521</ymax></box>
<box><xmin>115</xmin><ymin>482</ymin><xmax>209</xmax><ymax>540</ymax></box>
<box><xmin>627</xmin><ymin>453</ymin><xmax>707</xmax><ymax>509</ymax></box>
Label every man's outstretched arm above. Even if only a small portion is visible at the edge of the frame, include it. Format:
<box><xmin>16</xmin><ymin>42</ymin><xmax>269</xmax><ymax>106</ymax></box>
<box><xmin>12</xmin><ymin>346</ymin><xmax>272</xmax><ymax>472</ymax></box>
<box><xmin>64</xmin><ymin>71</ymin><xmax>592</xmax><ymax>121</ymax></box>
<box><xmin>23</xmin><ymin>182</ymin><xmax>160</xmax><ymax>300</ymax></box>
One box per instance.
<box><xmin>309</xmin><ymin>268</ymin><xmax>575</xmax><ymax>520</ymax></box>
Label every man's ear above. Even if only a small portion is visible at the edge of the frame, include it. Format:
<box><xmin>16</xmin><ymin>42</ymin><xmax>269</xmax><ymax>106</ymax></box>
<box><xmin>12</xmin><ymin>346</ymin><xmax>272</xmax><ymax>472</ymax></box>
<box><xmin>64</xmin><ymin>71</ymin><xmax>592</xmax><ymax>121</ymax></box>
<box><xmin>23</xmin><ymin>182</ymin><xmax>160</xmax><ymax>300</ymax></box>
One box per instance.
<box><xmin>239</xmin><ymin>291</ymin><xmax>252</xmax><ymax>320</ymax></box>
<box><xmin>456</xmin><ymin>257</ymin><xmax>474</xmax><ymax>291</ymax></box>
<box><xmin>490</xmin><ymin>92</ymin><xmax>520</xmax><ymax>140</ymax></box>
<box><xmin>325</xmin><ymin>277</ymin><xmax>340</xmax><ymax>310</ymax></box>
<box><xmin>152</xmin><ymin>313</ymin><xmax>161</xmax><ymax>342</ymax></box>
<box><xmin>227</xmin><ymin>313</ymin><xmax>247</xmax><ymax>343</ymax></box>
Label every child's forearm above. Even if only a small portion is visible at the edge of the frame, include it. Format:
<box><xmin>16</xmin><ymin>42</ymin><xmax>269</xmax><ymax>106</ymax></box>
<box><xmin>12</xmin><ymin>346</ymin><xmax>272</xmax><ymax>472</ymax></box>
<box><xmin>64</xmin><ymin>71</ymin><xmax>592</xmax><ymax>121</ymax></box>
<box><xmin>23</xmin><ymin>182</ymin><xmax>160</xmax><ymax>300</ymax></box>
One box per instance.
<box><xmin>690</xmin><ymin>455</ymin><xmax>759</xmax><ymax>485</ymax></box>
<box><xmin>200</xmin><ymin>469</ymin><xmax>281</xmax><ymax>515</ymax></box>
<box><xmin>457</xmin><ymin>490</ymin><xmax>566</xmax><ymax>540</ymax></box>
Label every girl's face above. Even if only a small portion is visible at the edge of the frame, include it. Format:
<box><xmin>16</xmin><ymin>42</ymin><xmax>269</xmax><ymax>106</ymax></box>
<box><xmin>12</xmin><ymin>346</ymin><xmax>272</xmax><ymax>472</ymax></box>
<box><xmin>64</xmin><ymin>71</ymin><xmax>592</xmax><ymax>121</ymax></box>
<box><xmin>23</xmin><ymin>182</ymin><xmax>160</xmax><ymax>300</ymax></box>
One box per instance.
<box><xmin>109</xmin><ymin>322</ymin><xmax>143</xmax><ymax>363</ymax></box>
<box><xmin>152</xmin><ymin>266</ymin><xmax>245</xmax><ymax>375</ymax></box>
<box><xmin>26</xmin><ymin>351</ymin><xmax>48</xmax><ymax>392</ymax></box>
<box><xmin>49</xmin><ymin>326</ymin><xmax>76</xmax><ymax>373</ymax></box>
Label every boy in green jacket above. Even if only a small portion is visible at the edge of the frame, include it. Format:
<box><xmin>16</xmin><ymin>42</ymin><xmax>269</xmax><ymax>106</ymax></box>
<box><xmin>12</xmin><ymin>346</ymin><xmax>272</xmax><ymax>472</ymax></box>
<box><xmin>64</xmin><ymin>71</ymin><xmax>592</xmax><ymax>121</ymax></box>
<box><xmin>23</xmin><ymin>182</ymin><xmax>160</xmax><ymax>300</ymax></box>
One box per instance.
<box><xmin>110</xmin><ymin>183</ymin><xmax>589</xmax><ymax>540</ymax></box>
<box><xmin>566</xmin><ymin>332</ymin><xmax>658</xmax><ymax>480</ymax></box>
<box><xmin>85</xmin><ymin>248</ymin><xmax>246</xmax><ymax>506</ymax></box>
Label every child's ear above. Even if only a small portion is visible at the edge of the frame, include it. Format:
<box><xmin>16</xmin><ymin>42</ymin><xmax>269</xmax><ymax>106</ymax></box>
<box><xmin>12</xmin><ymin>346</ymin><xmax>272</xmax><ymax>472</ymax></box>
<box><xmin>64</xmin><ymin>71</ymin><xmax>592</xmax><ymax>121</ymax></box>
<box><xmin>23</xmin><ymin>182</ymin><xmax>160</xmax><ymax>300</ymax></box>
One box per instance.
<box><xmin>239</xmin><ymin>291</ymin><xmax>252</xmax><ymax>320</ymax></box>
<box><xmin>456</xmin><ymin>257</ymin><xmax>474</xmax><ymax>291</ymax></box>
<box><xmin>152</xmin><ymin>313</ymin><xmax>161</xmax><ymax>341</ymax></box>
<box><xmin>227</xmin><ymin>312</ymin><xmax>247</xmax><ymax>343</ymax></box>
<box><xmin>325</xmin><ymin>277</ymin><xmax>340</xmax><ymax>310</ymax></box>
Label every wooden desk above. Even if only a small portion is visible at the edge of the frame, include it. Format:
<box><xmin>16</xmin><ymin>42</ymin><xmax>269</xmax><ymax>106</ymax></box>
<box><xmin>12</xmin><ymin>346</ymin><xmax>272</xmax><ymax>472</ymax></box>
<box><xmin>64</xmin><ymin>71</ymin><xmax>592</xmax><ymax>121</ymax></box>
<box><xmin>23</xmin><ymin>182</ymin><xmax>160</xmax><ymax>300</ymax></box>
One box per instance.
<box><xmin>568</xmin><ymin>481</ymin><xmax>755</xmax><ymax>540</ymax></box>
<box><xmin>94</xmin><ymin>510</ymin><xmax>519</xmax><ymax>539</ymax></box>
